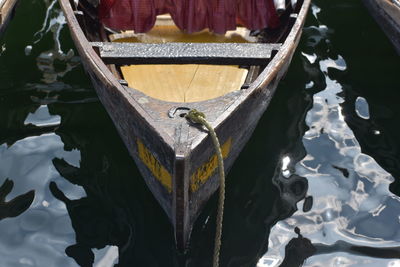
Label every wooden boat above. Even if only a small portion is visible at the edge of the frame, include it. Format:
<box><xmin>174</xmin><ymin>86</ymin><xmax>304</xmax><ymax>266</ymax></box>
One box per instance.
<box><xmin>0</xmin><ymin>0</ymin><xmax>18</xmax><ymax>36</ymax></box>
<box><xmin>58</xmin><ymin>0</ymin><xmax>311</xmax><ymax>250</ymax></box>
<box><xmin>363</xmin><ymin>0</ymin><xmax>400</xmax><ymax>55</ymax></box>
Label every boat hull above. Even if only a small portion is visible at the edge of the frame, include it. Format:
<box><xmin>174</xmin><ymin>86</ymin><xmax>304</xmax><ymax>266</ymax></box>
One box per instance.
<box><xmin>82</xmin><ymin>53</ymin><xmax>294</xmax><ymax>250</ymax></box>
<box><xmin>0</xmin><ymin>0</ymin><xmax>18</xmax><ymax>37</ymax></box>
<box><xmin>59</xmin><ymin>0</ymin><xmax>310</xmax><ymax>250</ymax></box>
<box><xmin>363</xmin><ymin>0</ymin><xmax>400</xmax><ymax>55</ymax></box>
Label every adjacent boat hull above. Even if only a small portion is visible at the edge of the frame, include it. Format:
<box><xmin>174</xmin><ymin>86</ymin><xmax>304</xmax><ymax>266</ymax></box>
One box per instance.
<box><xmin>363</xmin><ymin>0</ymin><xmax>400</xmax><ymax>55</ymax></box>
<box><xmin>59</xmin><ymin>0</ymin><xmax>310</xmax><ymax>250</ymax></box>
<box><xmin>0</xmin><ymin>0</ymin><xmax>18</xmax><ymax>37</ymax></box>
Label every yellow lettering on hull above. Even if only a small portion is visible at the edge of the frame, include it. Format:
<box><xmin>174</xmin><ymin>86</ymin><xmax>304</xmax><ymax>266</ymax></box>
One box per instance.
<box><xmin>190</xmin><ymin>138</ymin><xmax>232</xmax><ymax>192</ymax></box>
<box><xmin>137</xmin><ymin>139</ymin><xmax>172</xmax><ymax>193</ymax></box>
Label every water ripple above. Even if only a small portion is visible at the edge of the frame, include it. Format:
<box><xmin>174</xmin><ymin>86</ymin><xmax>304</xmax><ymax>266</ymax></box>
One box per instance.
<box><xmin>258</xmin><ymin>2</ymin><xmax>400</xmax><ymax>266</ymax></box>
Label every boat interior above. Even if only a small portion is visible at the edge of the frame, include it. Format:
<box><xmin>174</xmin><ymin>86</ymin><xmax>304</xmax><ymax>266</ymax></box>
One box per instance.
<box><xmin>74</xmin><ymin>0</ymin><xmax>300</xmax><ymax>103</ymax></box>
<box><xmin>110</xmin><ymin>20</ymin><xmax>254</xmax><ymax>103</ymax></box>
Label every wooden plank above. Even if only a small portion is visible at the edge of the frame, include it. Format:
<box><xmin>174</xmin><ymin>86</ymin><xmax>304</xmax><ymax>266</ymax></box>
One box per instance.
<box><xmin>184</xmin><ymin>65</ymin><xmax>248</xmax><ymax>102</ymax></box>
<box><xmin>120</xmin><ymin>64</ymin><xmax>248</xmax><ymax>103</ymax></box>
<box><xmin>91</xmin><ymin>42</ymin><xmax>281</xmax><ymax>65</ymax></box>
<box><xmin>120</xmin><ymin>64</ymin><xmax>195</xmax><ymax>102</ymax></box>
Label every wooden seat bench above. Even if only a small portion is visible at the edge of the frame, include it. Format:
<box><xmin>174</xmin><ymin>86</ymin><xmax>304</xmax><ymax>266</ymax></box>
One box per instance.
<box><xmin>91</xmin><ymin>42</ymin><xmax>282</xmax><ymax>65</ymax></box>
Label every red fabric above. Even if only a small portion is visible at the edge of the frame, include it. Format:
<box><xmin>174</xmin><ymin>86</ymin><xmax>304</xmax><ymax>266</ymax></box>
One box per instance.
<box><xmin>99</xmin><ymin>0</ymin><xmax>280</xmax><ymax>34</ymax></box>
<box><xmin>237</xmin><ymin>0</ymin><xmax>280</xmax><ymax>30</ymax></box>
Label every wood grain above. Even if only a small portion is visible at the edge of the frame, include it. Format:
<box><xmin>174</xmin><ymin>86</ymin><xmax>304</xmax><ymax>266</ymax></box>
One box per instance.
<box><xmin>114</xmin><ymin>24</ymin><xmax>252</xmax><ymax>102</ymax></box>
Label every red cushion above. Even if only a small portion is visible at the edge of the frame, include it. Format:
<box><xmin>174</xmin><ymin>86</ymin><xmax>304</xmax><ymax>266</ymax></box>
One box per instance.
<box><xmin>99</xmin><ymin>0</ymin><xmax>280</xmax><ymax>34</ymax></box>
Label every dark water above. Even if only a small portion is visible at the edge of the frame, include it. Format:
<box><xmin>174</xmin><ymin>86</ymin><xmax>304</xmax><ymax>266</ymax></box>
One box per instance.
<box><xmin>1</xmin><ymin>0</ymin><xmax>400</xmax><ymax>266</ymax></box>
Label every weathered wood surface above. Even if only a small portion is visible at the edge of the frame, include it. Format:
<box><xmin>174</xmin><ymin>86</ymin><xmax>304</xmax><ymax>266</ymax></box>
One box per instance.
<box><xmin>0</xmin><ymin>0</ymin><xmax>18</xmax><ymax>37</ymax></box>
<box><xmin>92</xmin><ymin>42</ymin><xmax>281</xmax><ymax>65</ymax></box>
<box><xmin>363</xmin><ymin>0</ymin><xmax>400</xmax><ymax>55</ymax></box>
<box><xmin>58</xmin><ymin>0</ymin><xmax>311</xmax><ymax>251</ymax></box>
<box><xmin>120</xmin><ymin>64</ymin><xmax>249</xmax><ymax>103</ymax></box>
<box><xmin>113</xmin><ymin>24</ymin><xmax>254</xmax><ymax>103</ymax></box>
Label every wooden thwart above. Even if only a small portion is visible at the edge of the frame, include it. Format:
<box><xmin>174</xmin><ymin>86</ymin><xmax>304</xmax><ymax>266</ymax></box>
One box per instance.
<box><xmin>91</xmin><ymin>42</ymin><xmax>282</xmax><ymax>65</ymax></box>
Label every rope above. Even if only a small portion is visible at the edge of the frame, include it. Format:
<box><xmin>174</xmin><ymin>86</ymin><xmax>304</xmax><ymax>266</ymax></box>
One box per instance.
<box><xmin>185</xmin><ymin>109</ymin><xmax>225</xmax><ymax>267</ymax></box>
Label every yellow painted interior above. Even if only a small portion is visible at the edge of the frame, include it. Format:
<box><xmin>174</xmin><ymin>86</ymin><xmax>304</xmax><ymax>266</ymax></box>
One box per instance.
<box><xmin>111</xmin><ymin>20</ymin><xmax>255</xmax><ymax>103</ymax></box>
<box><xmin>137</xmin><ymin>139</ymin><xmax>172</xmax><ymax>193</ymax></box>
<box><xmin>190</xmin><ymin>137</ymin><xmax>232</xmax><ymax>192</ymax></box>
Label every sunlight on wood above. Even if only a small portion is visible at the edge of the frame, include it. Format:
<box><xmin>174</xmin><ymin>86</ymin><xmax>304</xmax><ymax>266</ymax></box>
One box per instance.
<box><xmin>112</xmin><ymin>18</ymin><xmax>252</xmax><ymax>103</ymax></box>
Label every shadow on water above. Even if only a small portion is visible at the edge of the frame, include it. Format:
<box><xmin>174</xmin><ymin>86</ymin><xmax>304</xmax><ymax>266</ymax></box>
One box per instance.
<box><xmin>48</xmin><ymin>123</ymin><xmax>176</xmax><ymax>267</ymax></box>
<box><xmin>0</xmin><ymin>179</ymin><xmax>34</xmax><ymax>220</ymax></box>
<box><xmin>279</xmin><ymin>227</ymin><xmax>400</xmax><ymax>267</ymax></box>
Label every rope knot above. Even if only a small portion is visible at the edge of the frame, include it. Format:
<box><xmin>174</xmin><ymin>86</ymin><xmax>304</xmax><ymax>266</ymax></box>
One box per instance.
<box><xmin>185</xmin><ymin>109</ymin><xmax>206</xmax><ymax>124</ymax></box>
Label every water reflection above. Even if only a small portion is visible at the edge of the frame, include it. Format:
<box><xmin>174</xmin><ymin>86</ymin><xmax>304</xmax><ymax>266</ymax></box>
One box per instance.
<box><xmin>259</xmin><ymin>2</ymin><xmax>400</xmax><ymax>266</ymax></box>
<box><xmin>207</xmin><ymin>45</ymin><xmax>311</xmax><ymax>266</ymax></box>
<box><xmin>49</xmin><ymin>177</ymin><xmax>120</xmax><ymax>267</ymax></box>
<box><xmin>279</xmin><ymin>228</ymin><xmax>400</xmax><ymax>267</ymax></box>
<box><xmin>48</xmin><ymin>105</ymin><xmax>310</xmax><ymax>266</ymax></box>
<box><xmin>1</xmin><ymin>0</ymin><xmax>400</xmax><ymax>266</ymax></box>
<box><xmin>0</xmin><ymin>0</ymin><xmax>93</xmax><ymax>147</ymax></box>
<box><xmin>31</xmin><ymin>0</ymin><xmax>80</xmax><ymax>84</ymax></box>
<box><xmin>46</xmin><ymin>122</ymin><xmax>177</xmax><ymax>266</ymax></box>
<box><xmin>0</xmin><ymin>133</ymin><xmax>81</xmax><ymax>266</ymax></box>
